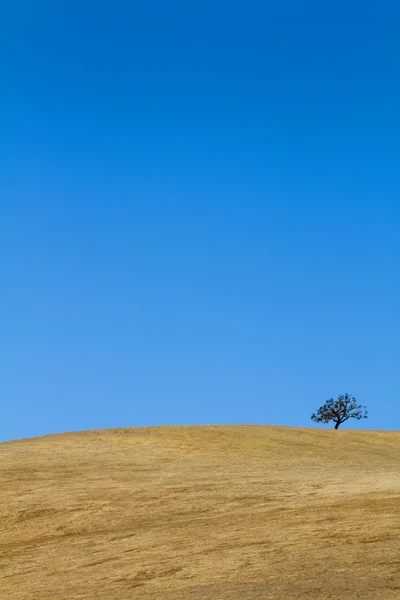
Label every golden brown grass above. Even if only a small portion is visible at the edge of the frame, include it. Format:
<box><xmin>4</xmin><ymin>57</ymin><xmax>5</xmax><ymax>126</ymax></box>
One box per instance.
<box><xmin>1</xmin><ymin>425</ymin><xmax>399</xmax><ymax>599</ymax></box>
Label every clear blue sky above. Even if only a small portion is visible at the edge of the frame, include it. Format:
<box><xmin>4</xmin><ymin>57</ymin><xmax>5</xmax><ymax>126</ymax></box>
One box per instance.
<box><xmin>2</xmin><ymin>2</ymin><xmax>399</xmax><ymax>441</ymax></box>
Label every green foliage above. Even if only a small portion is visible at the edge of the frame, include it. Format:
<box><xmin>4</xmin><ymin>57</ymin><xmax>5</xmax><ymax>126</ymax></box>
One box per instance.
<box><xmin>311</xmin><ymin>393</ymin><xmax>368</xmax><ymax>430</ymax></box>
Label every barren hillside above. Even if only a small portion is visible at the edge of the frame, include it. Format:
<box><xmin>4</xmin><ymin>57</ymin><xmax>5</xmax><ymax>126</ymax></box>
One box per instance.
<box><xmin>1</xmin><ymin>426</ymin><xmax>399</xmax><ymax>599</ymax></box>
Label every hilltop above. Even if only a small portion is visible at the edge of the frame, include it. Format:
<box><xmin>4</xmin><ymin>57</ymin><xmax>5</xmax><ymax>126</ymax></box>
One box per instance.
<box><xmin>1</xmin><ymin>425</ymin><xmax>399</xmax><ymax>599</ymax></box>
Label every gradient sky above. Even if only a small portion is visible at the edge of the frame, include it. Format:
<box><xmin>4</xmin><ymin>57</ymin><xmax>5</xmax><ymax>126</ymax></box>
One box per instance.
<box><xmin>2</xmin><ymin>1</ymin><xmax>399</xmax><ymax>441</ymax></box>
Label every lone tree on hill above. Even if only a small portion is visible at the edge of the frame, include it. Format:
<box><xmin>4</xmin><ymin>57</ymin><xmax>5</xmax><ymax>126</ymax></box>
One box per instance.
<box><xmin>311</xmin><ymin>393</ymin><xmax>368</xmax><ymax>430</ymax></box>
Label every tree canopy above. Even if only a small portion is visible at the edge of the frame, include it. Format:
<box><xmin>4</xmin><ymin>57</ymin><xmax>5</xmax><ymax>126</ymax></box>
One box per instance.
<box><xmin>311</xmin><ymin>394</ymin><xmax>368</xmax><ymax>430</ymax></box>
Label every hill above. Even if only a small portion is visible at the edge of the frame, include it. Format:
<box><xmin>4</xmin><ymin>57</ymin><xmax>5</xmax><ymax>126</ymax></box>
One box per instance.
<box><xmin>1</xmin><ymin>425</ymin><xmax>399</xmax><ymax>599</ymax></box>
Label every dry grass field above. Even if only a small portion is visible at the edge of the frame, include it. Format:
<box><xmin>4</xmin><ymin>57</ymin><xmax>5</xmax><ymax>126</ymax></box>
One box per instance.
<box><xmin>1</xmin><ymin>425</ymin><xmax>399</xmax><ymax>599</ymax></box>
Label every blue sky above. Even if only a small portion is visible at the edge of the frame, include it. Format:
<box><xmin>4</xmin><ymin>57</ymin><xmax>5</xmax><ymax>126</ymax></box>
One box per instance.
<box><xmin>2</xmin><ymin>1</ymin><xmax>399</xmax><ymax>441</ymax></box>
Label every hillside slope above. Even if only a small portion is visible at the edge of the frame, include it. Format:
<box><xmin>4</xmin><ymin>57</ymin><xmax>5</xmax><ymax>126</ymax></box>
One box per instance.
<box><xmin>1</xmin><ymin>425</ymin><xmax>399</xmax><ymax>599</ymax></box>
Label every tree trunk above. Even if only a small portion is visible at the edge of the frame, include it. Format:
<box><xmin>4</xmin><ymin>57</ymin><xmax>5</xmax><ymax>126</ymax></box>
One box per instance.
<box><xmin>334</xmin><ymin>421</ymin><xmax>341</xmax><ymax>430</ymax></box>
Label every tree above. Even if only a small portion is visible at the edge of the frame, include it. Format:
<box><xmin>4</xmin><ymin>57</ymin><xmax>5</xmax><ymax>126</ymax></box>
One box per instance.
<box><xmin>311</xmin><ymin>393</ymin><xmax>368</xmax><ymax>430</ymax></box>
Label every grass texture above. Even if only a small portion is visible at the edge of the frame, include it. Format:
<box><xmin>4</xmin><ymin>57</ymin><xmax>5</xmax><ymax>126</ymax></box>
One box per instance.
<box><xmin>1</xmin><ymin>425</ymin><xmax>399</xmax><ymax>599</ymax></box>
